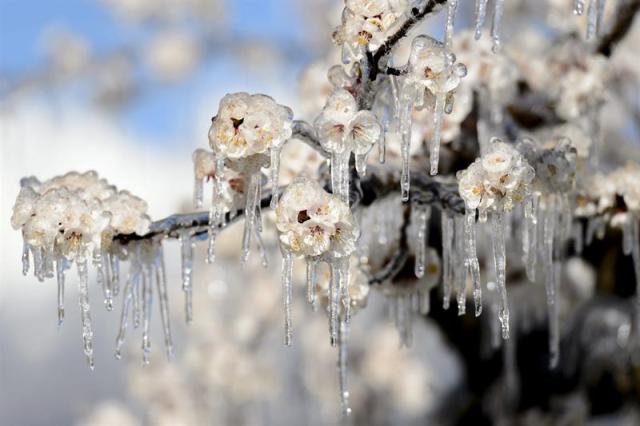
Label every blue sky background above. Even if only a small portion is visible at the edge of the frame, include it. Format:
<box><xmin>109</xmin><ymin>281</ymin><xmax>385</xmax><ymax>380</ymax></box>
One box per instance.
<box><xmin>0</xmin><ymin>0</ymin><xmax>319</xmax><ymax>143</ymax></box>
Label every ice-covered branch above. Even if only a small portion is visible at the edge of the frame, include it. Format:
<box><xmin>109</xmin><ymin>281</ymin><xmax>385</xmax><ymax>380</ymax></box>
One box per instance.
<box><xmin>291</xmin><ymin>119</ymin><xmax>330</xmax><ymax>158</ymax></box>
<box><xmin>597</xmin><ymin>0</ymin><xmax>640</xmax><ymax>57</ymax></box>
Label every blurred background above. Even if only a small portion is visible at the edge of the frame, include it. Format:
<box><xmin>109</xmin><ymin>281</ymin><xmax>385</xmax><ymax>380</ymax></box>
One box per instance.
<box><xmin>0</xmin><ymin>1</ymin><xmax>462</xmax><ymax>425</ymax></box>
<box><xmin>1</xmin><ymin>1</ymin><xmax>639</xmax><ymax>425</ymax></box>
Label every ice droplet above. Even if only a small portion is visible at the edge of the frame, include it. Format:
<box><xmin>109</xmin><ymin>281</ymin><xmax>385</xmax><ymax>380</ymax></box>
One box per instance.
<box><xmin>574</xmin><ymin>0</ymin><xmax>586</xmax><ymax>15</ymax></box>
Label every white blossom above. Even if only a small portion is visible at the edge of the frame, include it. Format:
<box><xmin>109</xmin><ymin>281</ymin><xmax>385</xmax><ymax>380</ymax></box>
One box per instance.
<box><xmin>208</xmin><ymin>92</ymin><xmax>293</xmax><ymax>160</ymax></box>
<box><xmin>517</xmin><ymin>136</ymin><xmax>577</xmax><ymax>194</ymax></box>
<box><xmin>10</xmin><ymin>171</ymin><xmax>150</xmax><ymax>257</ymax></box>
<box><xmin>275</xmin><ymin>178</ymin><xmax>359</xmax><ymax>258</ymax></box>
<box><xmin>457</xmin><ymin>140</ymin><xmax>535</xmax><ymax>215</ymax></box>
<box><xmin>406</xmin><ymin>35</ymin><xmax>467</xmax><ymax>98</ymax></box>
<box><xmin>333</xmin><ymin>0</ymin><xmax>411</xmax><ymax>58</ymax></box>
<box><xmin>315</xmin><ymin>89</ymin><xmax>382</xmax><ymax>155</ymax></box>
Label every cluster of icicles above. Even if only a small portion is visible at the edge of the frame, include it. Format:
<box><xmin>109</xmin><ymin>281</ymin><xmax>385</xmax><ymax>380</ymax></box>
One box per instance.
<box><xmin>21</xmin><ymin>239</ymin><xmax>173</xmax><ymax>369</ymax></box>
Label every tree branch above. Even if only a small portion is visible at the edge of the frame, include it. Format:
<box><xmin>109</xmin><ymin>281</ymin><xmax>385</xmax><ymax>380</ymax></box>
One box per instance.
<box><xmin>291</xmin><ymin>119</ymin><xmax>330</xmax><ymax>158</ymax></box>
<box><xmin>597</xmin><ymin>0</ymin><xmax>640</xmax><ymax>57</ymax></box>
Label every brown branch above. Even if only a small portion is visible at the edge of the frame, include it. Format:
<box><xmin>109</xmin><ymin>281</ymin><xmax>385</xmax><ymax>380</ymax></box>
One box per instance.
<box><xmin>597</xmin><ymin>0</ymin><xmax>640</xmax><ymax>57</ymax></box>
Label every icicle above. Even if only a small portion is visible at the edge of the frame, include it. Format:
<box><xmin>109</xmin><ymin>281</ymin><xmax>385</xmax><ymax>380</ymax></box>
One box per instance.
<box><xmin>329</xmin><ymin>259</ymin><xmax>344</xmax><ymax>347</ymax></box>
<box><xmin>586</xmin><ymin>0</ymin><xmax>598</xmax><ymax>40</ymax></box>
<box><xmin>77</xmin><ymin>256</ymin><xmax>94</xmax><ymax>369</ymax></box>
<box><xmin>206</xmin><ymin>157</ymin><xmax>226</xmax><ymax>263</ymax></box>
<box><xmin>491</xmin><ymin>0</ymin><xmax>505</xmax><ymax>52</ymax></box>
<box><xmin>270</xmin><ymin>147</ymin><xmax>281</xmax><ymax>209</ymax></box>
<box><xmin>56</xmin><ymin>257</ymin><xmax>66</xmax><ymax>325</ymax></box>
<box><xmin>524</xmin><ymin>194</ymin><xmax>539</xmax><ymax>281</ymax></box>
<box><xmin>141</xmin><ymin>263</ymin><xmax>153</xmax><ymax>364</ymax></box>
<box><xmin>154</xmin><ymin>247</ymin><xmax>173</xmax><ymax>360</ymax></box>
<box><xmin>444</xmin><ymin>0</ymin><xmax>458</xmax><ymax>57</ymax></box>
<box><xmin>487</xmin><ymin>282</ymin><xmax>502</xmax><ymax>350</ymax></box>
<box><xmin>281</xmin><ymin>248</ymin><xmax>293</xmax><ymax>346</ymax></box>
<box><xmin>109</xmin><ymin>253</ymin><xmax>120</xmax><ymax>297</ymax></box>
<box><xmin>306</xmin><ymin>258</ymin><xmax>318</xmax><ymax>309</ymax></box>
<box><xmin>430</xmin><ymin>93</ymin><xmax>446</xmax><ymax>176</ymax></box>
<box><xmin>241</xmin><ymin>173</ymin><xmax>260</xmax><ymax>263</ymax></box>
<box><xmin>355</xmin><ymin>153</ymin><xmax>367</xmax><ymax>177</ymax></box>
<box><xmin>115</xmin><ymin>268</ymin><xmax>134</xmax><ymax>360</ymax></box>
<box><xmin>413</xmin><ymin>205</ymin><xmax>431</xmax><ymax>278</ymax></box>
<box><xmin>474</xmin><ymin>0</ymin><xmax>489</xmax><ymax>39</ymax></box>
<box><xmin>454</xmin><ymin>216</ymin><xmax>467</xmax><ymax>315</ymax></box>
<box><xmin>34</xmin><ymin>246</ymin><xmax>45</xmax><ymax>282</ymax></box>
<box><xmin>94</xmin><ymin>250</ymin><xmax>113</xmax><ymax>311</ymax></box>
<box><xmin>193</xmin><ymin>176</ymin><xmax>204</xmax><ymax>209</ymax></box>
<box><xmin>573</xmin><ymin>221</ymin><xmax>584</xmax><ymax>255</ymax></box>
<box><xmin>330</xmin><ymin>152</ymin><xmax>350</xmax><ymax>204</ymax></box>
<box><xmin>490</xmin><ymin>211</ymin><xmax>510</xmax><ymax>339</ymax></box>
<box><xmin>465</xmin><ymin>210</ymin><xmax>483</xmax><ymax>317</ymax></box>
<box><xmin>442</xmin><ymin>214</ymin><xmax>454</xmax><ymax>309</ymax></box>
<box><xmin>22</xmin><ymin>240</ymin><xmax>30</xmax><ymax>275</ymax></box>
<box><xmin>339</xmin><ymin>258</ymin><xmax>351</xmax><ymax>324</ymax></box>
<box><xmin>595</xmin><ymin>0</ymin><xmax>607</xmax><ymax>42</ymax></box>
<box><xmin>399</xmin><ymin>87</ymin><xmax>414</xmax><ymax>201</ymax></box>
<box><xmin>179</xmin><ymin>230</ymin><xmax>194</xmax><ymax>323</ymax></box>
<box><xmin>337</xmin><ymin>318</ymin><xmax>352</xmax><ymax>417</ymax></box>
<box><xmin>543</xmin><ymin>207</ymin><xmax>559</xmax><ymax>368</ymax></box>
<box><xmin>132</xmin><ymin>267</ymin><xmax>141</xmax><ymax>329</ymax></box>
<box><xmin>574</xmin><ymin>0</ymin><xmax>585</xmax><ymax>14</ymax></box>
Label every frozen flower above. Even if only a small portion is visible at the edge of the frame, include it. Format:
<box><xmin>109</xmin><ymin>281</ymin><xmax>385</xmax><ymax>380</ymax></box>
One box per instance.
<box><xmin>575</xmin><ymin>172</ymin><xmax>616</xmax><ymax>217</ymax></box>
<box><xmin>406</xmin><ymin>35</ymin><xmax>467</xmax><ymax>98</ymax></box>
<box><xmin>275</xmin><ymin>178</ymin><xmax>359</xmax><ymax>258</ymax></box>
<box><xmin>552</xmin><ymin>124</ymin><xmax>592</xmax><ymax>159</ymax></box>
<box><xmin>333</xmin><ymin>0</ymin><xmax>410</xmax><ymax>58</ymax></box>
<box><xmin>10</xmin><ymin>171</ymin><xmax>151</xmax><ymax>258</ymax></box>
<box><xmin>314</xmin><ymin>89</ymin><xmax>382</xmax><ymax>155</ymax></box>
<box><xmin>610</xmin><ymin>163</ymin><xmax>640</xmax><ymax>212</ymax></box>
<box><xmin>457</xmin><ymin>140</ymin><xmax>535</xmax><ymax>215</ymax></box>
<box><xmin>517</xmin><ymin>136</ymin><xmax>577</xmax><ymax>194</ymax></box>
<box><xmin>208</xmin><ymin>92</ymin><xmax>293</xmax><ymax>160</ymax></box>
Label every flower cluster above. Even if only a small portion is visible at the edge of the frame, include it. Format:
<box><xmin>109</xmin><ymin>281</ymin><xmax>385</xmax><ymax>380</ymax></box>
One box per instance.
<box><xmin>517</xmin><ymin>136</ymin><xmax>577</xmax><ymax>194</ymax></box>
<box><xmin>208</xmin><ymin>92</ymin><xmax>293</xmax><ymax>162</ymax></box>
<box><xmin>11</xmin><ymin>171</ymin><xmax>151</xmax><ymax>257</ymax></box>
<box><xmin>405</xmin><ymin>35</ymin><xmax>467</xmax><ymax>103</ymax></box>
<box><xmin>275</xmin><ymin>178</ymin><xmax>359</xmax><ymax>258</ymax></box>
<box><xmin>314</xmin><ymin>89</ymin><xmax>382</xmax><ymax>155</ymax></box>
<box><xmin>457</xmin><ymin>140</ymin><xmax>535</xmax><ymax>216</ymax></box>
<box><xmin>610</xmin><ymin>163</ymin><xmax>640</xmax><ymax>213</ymax></box>
<box><xmin>333</xmin><ymin>0</ymin><xmax>411</xmax><ymax>59</ymax></box>
<box><xmin>522</xmin><ymin>40</ymin><xmax>608</xmax><ymax>121</ymax></box>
